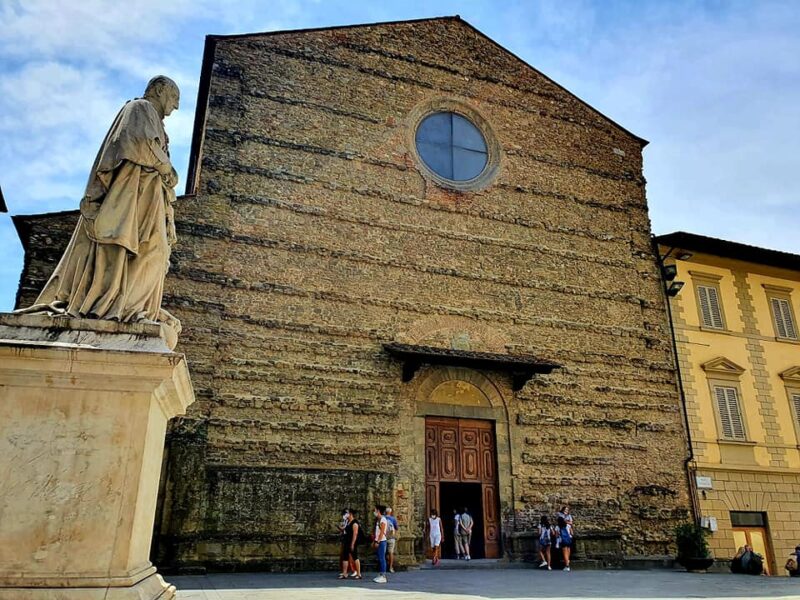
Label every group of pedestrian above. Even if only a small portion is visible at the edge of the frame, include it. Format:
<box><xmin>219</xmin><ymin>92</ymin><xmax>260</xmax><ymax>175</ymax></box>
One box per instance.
<box><xmin>424</xmin><ymin>507</ymin><xmax>474</xmax><ymax>566</ymax></box>
<box><xmin>537</xmin><ymin>505</ymin><xmax>575</xmax><ymax>572</ymax></box>
<box><xmin>337</xmin><ymin>504</ymin><xmax>399</xmax><ymax>585</ymax></box>
<box><xmin>731</xmin><ymin>544</ymin><xmax>765</xmax><ymax>575</ymax></box>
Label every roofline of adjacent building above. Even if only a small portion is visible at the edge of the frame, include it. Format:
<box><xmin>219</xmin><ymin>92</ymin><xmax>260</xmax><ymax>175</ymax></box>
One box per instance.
<box><xmin>655</xmin><ymin>231</ymin><xmax>800</xmax><ymax>272</ymax></box>
<box><xmin>184</xmin><ymin>14</ymin><xmax>648</xmax><ymax>195</ymax></box>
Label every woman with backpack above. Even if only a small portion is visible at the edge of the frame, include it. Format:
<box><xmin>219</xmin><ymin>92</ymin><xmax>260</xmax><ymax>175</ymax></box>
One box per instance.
<box><xmin>556</xmin><ymin>515</ymin><xmax>574</xmax><ymax>572</ymax></box>
<box><xmin>537</xmin><ymin>515</ymin><xmax>554</xmax><ymax>570</ymax></box>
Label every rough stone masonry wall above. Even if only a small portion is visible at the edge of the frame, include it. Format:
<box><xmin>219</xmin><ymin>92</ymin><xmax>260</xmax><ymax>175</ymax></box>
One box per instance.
<box><xmin>14</xmin><ymin>18</ymin><xmax>690</xmax><ymax>571</ymax></box>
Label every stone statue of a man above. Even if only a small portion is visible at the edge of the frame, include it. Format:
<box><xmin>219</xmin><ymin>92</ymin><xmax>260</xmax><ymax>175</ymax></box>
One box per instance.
<box><xmin>19</xmin><ymin>76</ymin><xmax>181</xmax><ymax>326</ymax></box>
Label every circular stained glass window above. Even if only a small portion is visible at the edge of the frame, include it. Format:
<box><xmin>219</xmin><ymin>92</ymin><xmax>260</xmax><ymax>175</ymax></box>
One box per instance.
<box><xmin>415</xmin><ymin>112</ymin><xmax>488</xmax><ymax>181</ymax></box>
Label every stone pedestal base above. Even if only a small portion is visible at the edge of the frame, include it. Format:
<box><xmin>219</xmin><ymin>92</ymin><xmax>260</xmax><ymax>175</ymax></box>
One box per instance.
<box><xmin>0</xmin><ymin>571</ymin><xmax>174</xmax><ymax>600</ymax></box>
<box><xmin>0</xmin><ymin>314</ymin><xmax>195</xmax><ymax>599</ymax></box>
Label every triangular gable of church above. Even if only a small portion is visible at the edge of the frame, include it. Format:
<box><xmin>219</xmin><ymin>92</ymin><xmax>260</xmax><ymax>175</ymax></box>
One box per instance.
<box><xmin>186</xmin><ymin>16</ymin><xmax>645</xmax><ymax>194</ymax></box>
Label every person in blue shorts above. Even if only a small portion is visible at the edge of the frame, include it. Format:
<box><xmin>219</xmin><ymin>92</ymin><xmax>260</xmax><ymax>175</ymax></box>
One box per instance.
<box><xmin>556</xmin><ymin>515</ymin><xmax>573</xmax><ymax>572</ymax></box>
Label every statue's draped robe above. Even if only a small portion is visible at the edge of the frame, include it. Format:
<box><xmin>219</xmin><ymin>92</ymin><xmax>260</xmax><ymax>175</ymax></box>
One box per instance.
<box><xmin>35</xmin><ymin>98</ymin><xmax>177</xmax><ymax>322</ymax></box>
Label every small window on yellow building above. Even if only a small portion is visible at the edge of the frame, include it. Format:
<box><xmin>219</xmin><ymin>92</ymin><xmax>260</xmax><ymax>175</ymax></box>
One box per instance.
<box><xmin>714</xmin><ymin>385</ymin><xmax>746</xmax><ymax>440</ymax></box>
<box><xmin>769</xmin><ymin>296</ymin><xmax>797</xmax><ymax>340</ymax></box>
<box><xmin>791</xmin><ymin>392</ymin><xmax>800</xmax><ymax>433</ymax></box>
<box><xmin>697</xmin><ymin>284</ymin><xmax>725</xmax><ymax>329</ymax></box>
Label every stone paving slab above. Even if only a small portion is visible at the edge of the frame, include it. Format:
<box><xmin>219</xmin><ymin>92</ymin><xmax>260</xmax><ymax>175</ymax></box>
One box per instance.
<box><xmin>171</xmin><ymin>569</ymin><xmax>800</xmax><ymax>599</ymax></box>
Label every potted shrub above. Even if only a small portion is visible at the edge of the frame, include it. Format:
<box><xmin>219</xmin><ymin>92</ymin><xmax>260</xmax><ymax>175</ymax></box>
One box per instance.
<box><xmin>675</xmin><ymin>523</ymin><xmax>714</xmax><ymax>572</ymax></box>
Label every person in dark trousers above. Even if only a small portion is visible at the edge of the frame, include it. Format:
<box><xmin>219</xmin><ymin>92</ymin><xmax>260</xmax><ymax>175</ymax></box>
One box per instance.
<box><xmin>339</xmin><ymin>508</ymin><xmax>362</xmax><ymax>579</ymax></box>
<box><xmin>372</xmin><ymin>504</ymin><xmax>389</xmax><ymax>583</ymax></box>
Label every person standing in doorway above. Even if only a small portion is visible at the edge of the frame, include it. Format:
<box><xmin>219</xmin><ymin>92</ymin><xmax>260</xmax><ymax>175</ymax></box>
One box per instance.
<box><xmin>427</xmin><ymin>509</ymin><xmax>443</xmax><ymax>566</ymax></box>
<box><xmin>460</xmin><ymin>507</ymin><xmax>473</xmax><ymax>561</ymax></box>
<box><xmin>556</xmin><ymin>515</ymin><xmax>573</xmax><ymax>571</ymax></box>
<box><xmin>452</xmin><ymin>508</ymin><xmax>465</xmax><ymax>559</ymax></box>
<box><xmin>372</xmin><ymin>505</ymin><xmax>389</xmax><ymax>584</ymax></box>
<box><xmin>339</xmin><ymin>508</ymin><xmax>362</xmax><ymax>579</ymax></box>
<box><xmin>385</xmin><ymin>507</ymin><xmax>399</xmax><ymax>573</ymax></box>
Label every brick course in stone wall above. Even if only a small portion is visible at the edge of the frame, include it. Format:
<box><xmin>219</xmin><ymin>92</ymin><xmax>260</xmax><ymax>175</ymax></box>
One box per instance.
<box><xmin>13</xmin><ymin>17</ymin><xmax>690</xmax><ymax>571</ymax></box>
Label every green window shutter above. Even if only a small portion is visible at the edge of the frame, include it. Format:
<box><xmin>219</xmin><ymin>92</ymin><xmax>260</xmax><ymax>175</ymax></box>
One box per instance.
<box><xmin>698</xmin><ymin>285</ymin><xmax>724</xmax><ymax>329</ymax></box>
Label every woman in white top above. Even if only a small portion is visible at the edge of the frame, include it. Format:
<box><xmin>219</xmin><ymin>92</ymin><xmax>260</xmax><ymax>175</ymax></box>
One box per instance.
<box><xmin>372</xmin><ymin>504</ymin><xmax>389</xmax><ymax>583</ymax></box>
<box><xmin>426</xmin><ymin>508</ymin><xmax>444</xmax><ymax>566</ymax></box>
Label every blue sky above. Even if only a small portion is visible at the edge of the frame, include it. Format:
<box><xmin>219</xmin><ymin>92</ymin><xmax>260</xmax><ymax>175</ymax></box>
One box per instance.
<box><xmin>1</xmin><ymin>0</ymin><xmax>799</xmax><ymax>311</ymax></box>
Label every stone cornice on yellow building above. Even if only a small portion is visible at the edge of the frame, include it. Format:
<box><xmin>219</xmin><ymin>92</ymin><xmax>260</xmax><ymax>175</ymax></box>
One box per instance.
<box><xmin>657</xmin><ymin>231</ymin><xmax>800</xmax><ymax>575</ymax></box>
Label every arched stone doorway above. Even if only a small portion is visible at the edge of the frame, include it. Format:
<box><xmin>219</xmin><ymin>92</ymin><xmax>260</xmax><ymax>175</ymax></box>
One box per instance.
<box><xmin>413</xmin><ymin>367</ymin><xmax>511</xmax><ymax>559</ymax></box>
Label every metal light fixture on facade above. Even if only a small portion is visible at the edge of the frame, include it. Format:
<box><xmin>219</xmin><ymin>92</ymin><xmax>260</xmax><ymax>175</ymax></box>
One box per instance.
<box><xmin>662</xmin><ymin>264</ymin><xmax>678</xmax><ymax>281</ymax></box>
<box><xmin>667</xmin><ymin>281</ymin><xmax>685</xmax><ymax>297</ymax></box>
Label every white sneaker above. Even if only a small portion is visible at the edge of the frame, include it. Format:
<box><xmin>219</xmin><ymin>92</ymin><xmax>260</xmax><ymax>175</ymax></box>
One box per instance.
<box><xmin>539</xmin><ymin>560</ymin><xmax>548</xmax><ymax>568</ymax></box>
<box><xmin>373</xmin><ymin>575</ymin><xmax>387</xmax><ymax>584</ymax></box>
<box><xmin>389</xmin><ymin>568</ymin><xmax>395</xmax><ymax>573</ymax></box>
<box><xmin>547</xmin><ymin>566</ymin><xmax>552</xmax><ymax>571</ymax></box>
<box><xmin>465</xmin><ymin>556</ymin><xmax>471</xmax><ymax>561</ymax></box>
<box><xmin>563</xmin><ymin>566</ymin><xmax>570</xmax><ymax>572</ymax></box>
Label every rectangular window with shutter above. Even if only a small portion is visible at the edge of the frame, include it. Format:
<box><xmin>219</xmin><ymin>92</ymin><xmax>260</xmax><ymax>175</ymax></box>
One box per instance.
<box><xmin>697</xmin><ymin>284</ymin><xmax>725</xmax><ymax>329</ymax></box>
<box><xmin>714</xmin><ymin>385</ymin><xmax>746</xmax><ymax>440</ymax></box>
<box><xmin>770</xmin><ymin>297</ymin><xmax>798</xmax><ymax>339</ymax></box>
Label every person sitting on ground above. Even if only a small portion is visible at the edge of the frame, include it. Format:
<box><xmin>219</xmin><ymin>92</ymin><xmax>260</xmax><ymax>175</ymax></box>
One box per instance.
<box><xmin>427</xmin><ymin>508</ymin><xmax>443</xmax><ymax>566</ymax></box>
<box><xmin>385</xmin><ymin>507</ymin><xmax>399</xmax><ymax>573</ymax></box>
<box><xmin>339</xmin><ymin>508</ymin><xmax>362</xmax><ymax>580</ymax></box>
<box><xmin>731</xmin><ymin>544</ymin><xmax>763</xmax><ymax>575</ymax></box>
<box><xmin>785</xmin><ymin>545</ymin><xmax>800</xmax><ymax>577</ymax></box>
<box><xmin>538</xmin><ymin>515</ymin><xmax>554</xmax><ymax>570</ymax></box>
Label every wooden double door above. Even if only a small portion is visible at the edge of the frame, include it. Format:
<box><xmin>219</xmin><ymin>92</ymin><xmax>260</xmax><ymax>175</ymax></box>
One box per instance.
<box><xmin>425</xmin><ymin>417</ymin><xmax>500</xmax><ymax>558</ymax></box>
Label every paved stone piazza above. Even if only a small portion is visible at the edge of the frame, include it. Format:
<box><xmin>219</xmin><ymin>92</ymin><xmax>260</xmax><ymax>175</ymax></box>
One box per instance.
<box><xmin>172</xmin><ymin>569</ymin><xmax>800</xmax><ymax>599</ymax></box>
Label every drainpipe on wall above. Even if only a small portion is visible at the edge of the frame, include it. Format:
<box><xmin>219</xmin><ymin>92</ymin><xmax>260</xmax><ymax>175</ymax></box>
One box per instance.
<box><xmin>651</xmin><ymin>237</ymin><xmax>701</xmax><ymax>525</ymax></box>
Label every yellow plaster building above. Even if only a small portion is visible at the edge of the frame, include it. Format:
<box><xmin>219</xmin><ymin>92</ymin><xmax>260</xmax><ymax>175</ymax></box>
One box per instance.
<box><xmin>657</xmin><ymin>232</ymin><xmax>800</xmax><ymax>575</ymax></box>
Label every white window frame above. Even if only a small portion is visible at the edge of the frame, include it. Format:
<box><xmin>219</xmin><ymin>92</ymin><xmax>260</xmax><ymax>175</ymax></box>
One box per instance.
<box><xmin>712</xmin><ymin>384</ymin><xmax>747</xmax><ymax>441</ymax></box>
<box><xmin>764</xmin><ymin>286</ymin><xmax>798</xmax><ymax>342</ymax></box>
<box><xmin>690</xmin><ymin>272</ymin><xmax>726</xmax><ymax>330</ymax></box>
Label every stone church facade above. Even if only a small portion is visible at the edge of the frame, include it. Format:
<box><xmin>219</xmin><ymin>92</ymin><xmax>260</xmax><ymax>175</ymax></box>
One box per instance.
<box><xmin>13</xmin><ymin>17</ymin><xmax>690</xmax><ymax>570</ymax></box>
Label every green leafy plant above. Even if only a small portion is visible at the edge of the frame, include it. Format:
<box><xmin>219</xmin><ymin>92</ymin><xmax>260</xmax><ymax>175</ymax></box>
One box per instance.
<box><xmin>675</xmin><ymin>523</ymin><xmax>710</xmax><ymax>562</ymax></box>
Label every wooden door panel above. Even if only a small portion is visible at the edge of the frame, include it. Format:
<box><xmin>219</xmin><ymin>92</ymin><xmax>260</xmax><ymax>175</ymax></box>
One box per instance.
<box><xmin>483</xmin><ymin>483</ymin><xmax>500</xmax><ymax>558</ymax></box>
<box><xmin>460</xmin><ymin>427</ymin><xmax>480</xmax><ymax>481</ymax></box>
<box><xmin>461</xmin><ymin>448</ymin><xmax>479</xmax><ymax>480</ymax></box>
<box><xmin>440</xmin><ymin>446</ymin><xmax>459</xmax><ymax>480</ymax></box>
<box><xmin>425</xmin><ymin>443</ymin><xmax>438</xmax><ymax>480</ymax></box>
<box><xmin>426</xmin><ymin>416</ymin><xmax>502</xmax><ymax>558</ymax></box>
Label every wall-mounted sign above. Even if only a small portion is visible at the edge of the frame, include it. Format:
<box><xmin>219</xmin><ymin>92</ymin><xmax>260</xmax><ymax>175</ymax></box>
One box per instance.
<box><xmin>696</xmin><ymin>476</ymin><xmax>713</xmax><ymax>489</ymax></box>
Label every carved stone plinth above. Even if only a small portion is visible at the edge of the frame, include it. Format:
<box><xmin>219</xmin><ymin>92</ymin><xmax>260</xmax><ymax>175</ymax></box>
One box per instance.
<box><xmin>0</xmin><ymin>313</ymin><xmax>195</xmax><ymax>599</ymax></box>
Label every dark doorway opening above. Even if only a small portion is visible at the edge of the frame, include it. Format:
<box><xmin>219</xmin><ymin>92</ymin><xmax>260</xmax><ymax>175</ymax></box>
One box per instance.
<box><xmin>439</xmin><ymin>482</ymin><xmax>484</xmax><ymax>559</ymax></box>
